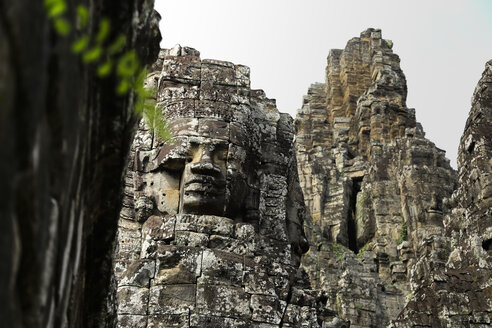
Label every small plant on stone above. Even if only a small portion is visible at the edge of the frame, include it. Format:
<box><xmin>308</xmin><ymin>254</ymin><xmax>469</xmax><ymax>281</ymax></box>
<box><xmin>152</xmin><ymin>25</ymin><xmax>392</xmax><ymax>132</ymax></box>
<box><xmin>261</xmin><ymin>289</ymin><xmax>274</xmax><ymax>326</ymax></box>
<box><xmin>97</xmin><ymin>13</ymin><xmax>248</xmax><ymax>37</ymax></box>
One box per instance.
<box><xmin>356</xmin><ymin>244</ymin><xmax>367</xmax><ymax>259</ymax></box>
<box><xmin>406</xmin><ymin>290</ymin><xmax>414</xmax><ymax>303</ymax></box>
<box><xmin>332</xmin><ymin>243</ymin><xmax>345</xmax><ymax>261</ymax></box>
<box><xmin>396</xmin><ymin>220</ymin><xmax>407</xmax><ymax>244</ymax></box>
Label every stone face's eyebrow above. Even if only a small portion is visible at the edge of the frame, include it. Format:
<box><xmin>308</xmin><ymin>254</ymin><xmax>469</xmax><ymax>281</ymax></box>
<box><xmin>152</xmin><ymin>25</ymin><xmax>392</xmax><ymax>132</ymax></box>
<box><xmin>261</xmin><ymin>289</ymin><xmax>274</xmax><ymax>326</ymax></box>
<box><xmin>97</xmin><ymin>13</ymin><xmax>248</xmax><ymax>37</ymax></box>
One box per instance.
<box><xmin>188</xmin><ymin>138</ymin><xmax>229</xmax><ymax>147</ymax></box>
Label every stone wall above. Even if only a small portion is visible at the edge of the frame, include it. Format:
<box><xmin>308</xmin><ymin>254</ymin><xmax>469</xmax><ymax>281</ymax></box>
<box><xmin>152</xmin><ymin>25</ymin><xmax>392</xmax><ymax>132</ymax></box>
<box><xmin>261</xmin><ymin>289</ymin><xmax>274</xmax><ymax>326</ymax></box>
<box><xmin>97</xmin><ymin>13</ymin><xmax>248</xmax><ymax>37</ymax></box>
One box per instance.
<box><xmin>112</xmin><ymin>46</ymin><xmax>329</xmax><ymax>327</ymax></box>
<box><xmin>391</xmin><ymin>60</ymin><xmax>492</xmax><ymax>328</ymax></box>
<box><xmin>0</xmin><ymin>1</ymin><xmax>160</xmax><ymax>327</ymax></box>
<box><xmin>295</xmin><ymin>29</ymin><xmax>458</xmax><ymax>327</ymax></box>
<box><xmin>4</xmin><ymin>11</ymin><xmax>489</xmax><ymax>326</ymax></box>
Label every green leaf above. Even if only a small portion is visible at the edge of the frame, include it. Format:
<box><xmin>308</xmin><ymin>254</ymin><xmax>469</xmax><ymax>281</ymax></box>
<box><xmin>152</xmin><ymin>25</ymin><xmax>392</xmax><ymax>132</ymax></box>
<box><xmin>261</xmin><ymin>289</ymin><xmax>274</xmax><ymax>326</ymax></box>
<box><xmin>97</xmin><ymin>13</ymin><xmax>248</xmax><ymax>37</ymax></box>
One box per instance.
<box><xmin>45</xmin><ymin>0</ymin><xmax>67</xmax><ymax>18</ymax></box>
<box><xmin>71</xmin><ymin>35</ymin><xmax>89</xmax><ymax>54</ymax></box>
<box><xmin>116</xmin><ymin>78</ymin><xmax>131</xmax><ymax>95</ymax></box>
<box><xmin>97</xmin><ymin>60</ymin><xmax>113</xmax><ymax>77</ymax></box>
<box><xmin>134</xmin><ymin>96</ymin><xmax>145</xmax><ymax>114</ymax></box>
<box><xmin>53</xmin><ymin>17</ymin><xmax>71</xmax><ymax>36</ymax></box>
<box><xmin>82</xmin><ymin>46</ymin><xmax>103</xmax><ymax>63</ymax></box>
<box><xmin>76</xmin><ymin>5</ymin><xmax>89</xmax><ymax>29</ymax></box>
<box><xmin>108</xmin><ymin>35</ymin><xmax>126</xmax><ymax>55</ymax></box>
<box><xmin>117</xmin><ymin>50</ymin><xmax>140</xmax><ymax>77</ymax></box>
<box><xmin>134</xmin><ymin>67</ymin><xmax>148</xmax><ymax>90</ymax></box>
<box><xmin>96</xmin><ymin>18</ymin><xmax>111</xmax><ymax>44</ymax></box>
<box><xmin>142</xmin><ymin>101</ymin><xmax>172</xmax><ymax>142</ymax></box>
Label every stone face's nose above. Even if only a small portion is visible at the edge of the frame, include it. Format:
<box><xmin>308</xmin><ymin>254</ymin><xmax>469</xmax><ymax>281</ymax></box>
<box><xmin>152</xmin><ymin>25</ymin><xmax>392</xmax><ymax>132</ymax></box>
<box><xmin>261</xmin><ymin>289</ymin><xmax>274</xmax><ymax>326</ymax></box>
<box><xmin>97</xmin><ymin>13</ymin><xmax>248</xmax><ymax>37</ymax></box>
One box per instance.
<box><xmin>190</xmin><ymin>145</ymin><xmax>221</xmax><ymax>175</ymax></box>
<box><xmin>196</xmin><ymin>145</ymin><xmax>213</xmax><ymax>164</ymax></box>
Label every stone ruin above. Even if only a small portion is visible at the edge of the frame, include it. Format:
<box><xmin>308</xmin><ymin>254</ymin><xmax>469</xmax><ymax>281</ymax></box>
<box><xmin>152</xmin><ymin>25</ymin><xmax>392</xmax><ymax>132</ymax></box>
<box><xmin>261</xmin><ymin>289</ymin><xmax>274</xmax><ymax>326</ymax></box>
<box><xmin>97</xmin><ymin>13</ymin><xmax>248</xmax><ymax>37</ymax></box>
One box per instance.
<box><xmin>295</xmin><ymin>28</ymin><xmax>458</xmax><ymax>327</ymax></box>
<box><xmin>391</xmin><ymin>59</ymin><xmax>492</xmax><ymax>328</ymax></box>
<box><xmin>113</xmin><ymin>45</ymin><xmax>325</xmax><ymax>327</ymax></box>
<box><xmin>112</xmin><ymin>30</ymin><xmax>492</xmax><ymax>328</ymax></box>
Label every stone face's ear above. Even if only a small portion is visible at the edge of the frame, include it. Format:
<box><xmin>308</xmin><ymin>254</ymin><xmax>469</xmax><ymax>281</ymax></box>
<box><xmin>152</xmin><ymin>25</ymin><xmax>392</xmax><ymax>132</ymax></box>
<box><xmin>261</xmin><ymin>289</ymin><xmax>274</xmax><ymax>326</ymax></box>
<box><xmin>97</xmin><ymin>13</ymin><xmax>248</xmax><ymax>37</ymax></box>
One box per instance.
<box><xmin>144</xmin><ymin>171</ymin><xmax>180</xmax><ymax>215</ymax></box>
<box><xmin>134</xmin><ymin>195</ymin><xmax>154</xmax><ymax>223</ymax></box>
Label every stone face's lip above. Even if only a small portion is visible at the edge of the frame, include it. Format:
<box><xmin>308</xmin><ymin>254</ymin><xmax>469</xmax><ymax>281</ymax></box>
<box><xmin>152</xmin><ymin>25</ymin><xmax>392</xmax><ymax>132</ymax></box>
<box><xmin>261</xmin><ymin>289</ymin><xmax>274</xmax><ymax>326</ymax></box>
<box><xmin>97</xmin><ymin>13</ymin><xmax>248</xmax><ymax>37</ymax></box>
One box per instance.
<box><xmin>183</xmin><ymin>190</ymin><xmax>222</xmax><ymax>199</ymax></box>
<box><xmin>183</xmin><ymin>175</ymin><xmax>226</xmax><ymax>196</ymax></box>
<box><xmin>184</xmin><ymin>175</ymin><xmax>224</xmax><ymax>188</ymax></box>
<box><xmin>184</xmin><ymin>184</ymin><xmax>220</xmax><ymax>195</ymax></box>
<box><xmin>190</xmin><ymin>162</ymin><xmax>223</xmax><ymax>175</ymax></box>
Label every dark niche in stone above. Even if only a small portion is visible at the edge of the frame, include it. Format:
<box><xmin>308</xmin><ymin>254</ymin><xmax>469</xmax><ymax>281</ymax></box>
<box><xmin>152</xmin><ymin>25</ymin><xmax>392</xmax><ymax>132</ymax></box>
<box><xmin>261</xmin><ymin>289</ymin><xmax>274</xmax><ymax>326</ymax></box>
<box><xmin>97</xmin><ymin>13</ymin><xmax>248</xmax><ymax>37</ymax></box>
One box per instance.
<box><xmin>483</xmin><ymin>238</ymin><xmax>492</xmax><ymax>252</ymax></box>
<box><xmin>347</xmin><ymin>176</ymin><xmax>363</xmax><ymax>253</ymax></box>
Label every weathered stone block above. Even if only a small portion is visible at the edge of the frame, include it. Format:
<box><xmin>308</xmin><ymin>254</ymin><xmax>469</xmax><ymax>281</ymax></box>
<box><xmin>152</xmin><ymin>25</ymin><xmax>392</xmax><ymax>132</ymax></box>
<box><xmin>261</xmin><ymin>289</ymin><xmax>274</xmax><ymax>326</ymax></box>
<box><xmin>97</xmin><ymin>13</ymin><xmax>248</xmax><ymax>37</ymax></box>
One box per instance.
<box><xmin>208</xmin><ymin>235</ymin><xmax>250</xmax><ymax>255</ymax></box>
<box><xmin>167</xmin><ymin>118</ymin><xmax>199</xmax><ymax>137</ymax></box>
<box><xmin>116</xmin><ymin>314</ymin><xmax>148</xmax><ymax>328</ymax></box>
<box><xmin>154</xmin><ymin>246</ymin><xmax>202</xmax><ymax>285</ymax></box>
<box><xmin>243</xmin><ymin>264</ymin><xmax>277</xmax><ymax>296</ymax></box>
<box><xmin>149</xmin><ymin>284</ymin><xmax>196</xmax><ymax>314</ymax></box>
<box><xmin>115</xmin><ymin>260</ymin><xmax>155</xmax><ymax>288</ymax></box>
<box><xmin>196</xmin><ymin>284</ymin><xmax>251</xmax><ymax>318</ymax></box>
<box><xmin>158</xmin><ymin>81</ymin><xmax>199</xmax><ymax>102</ymax></box>
<box><xmin>162</xmin><ymin>55</ymin><xmax>201</xmax><ymax>81</ymax></box>
<box><xmin>235</xmin><ymin>65</ymin><xmax>251</xmax><ymax>87</ymax></box>
<box><xmin>195</xmin><ymin>100</ymin><xmax>232</xmax><ymax>121</ymax></box>
<box><xmin>199</xmin><ymin>249</ymin><xmax>243</xmax><ymax>286</ymax></box>
<box><xmin>190</xmin><ymin>314</ymin><xmax>249</xmax><ymax>328</ymax></box>
<box><xmin>201</xmin><ymin>62</ymin><xmax>236</xmax><ymax>86</ymax></box>
<box><xmin>116</xmin><ymin>226</ymin><xmax>142</xmax><ymax>260</ymax></box>
<box><xmin>159</xmin><ymin>100</ymin><xmax>195</xmax><ymax>119</ymax></box>
<box><xmin>117</xmin><ymin>286</ymin><xmax>149</xmax><ymax>315</ymax></box>
<box><xmin>198</xmin><ymin>119</ymin><xmax>230</xmax><ymax>140</ymax></box>
<box><xmin>175</xmin><ymin>231</ymin><xmax>209</xmax><ymax>247</ymax></box>
<box><xmin>142</xmin><ymin>215</ymin><xmax>176</xmax><ymax>242</ymax></box>
<box><xmin>251</xmin><ymin>294</ymin><xmax>283</xmax><ymax>324</ymax></box>
<box><xmin>147</xmin><ymin>313</ymin><xmax>190</xmax><ymax>328</ymax></box>
<box><xmin>175</xmin><ymin>214</ymin><xmax>234</xmax><ymax>237</ymax></box>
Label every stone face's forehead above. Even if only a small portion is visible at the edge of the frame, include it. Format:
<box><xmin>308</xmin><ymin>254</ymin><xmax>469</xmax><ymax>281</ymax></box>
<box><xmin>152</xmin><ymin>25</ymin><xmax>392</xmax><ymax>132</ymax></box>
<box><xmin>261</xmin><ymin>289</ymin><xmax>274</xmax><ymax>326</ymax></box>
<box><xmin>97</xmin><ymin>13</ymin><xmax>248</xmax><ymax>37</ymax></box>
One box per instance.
<box><xmin>157</xmin><ymin>47</ymin><xmax>252</xmax><ymax>126</ymax></box>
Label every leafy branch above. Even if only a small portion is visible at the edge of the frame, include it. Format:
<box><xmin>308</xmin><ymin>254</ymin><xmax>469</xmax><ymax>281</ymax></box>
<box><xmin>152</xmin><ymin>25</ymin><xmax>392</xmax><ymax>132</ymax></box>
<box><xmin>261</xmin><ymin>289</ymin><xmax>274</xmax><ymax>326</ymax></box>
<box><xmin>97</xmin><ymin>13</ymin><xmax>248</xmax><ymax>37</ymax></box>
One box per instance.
<box><xmin>44</xmin><ymin>0</ymin><xmax>171</xmax><ymax>142</ymax></box>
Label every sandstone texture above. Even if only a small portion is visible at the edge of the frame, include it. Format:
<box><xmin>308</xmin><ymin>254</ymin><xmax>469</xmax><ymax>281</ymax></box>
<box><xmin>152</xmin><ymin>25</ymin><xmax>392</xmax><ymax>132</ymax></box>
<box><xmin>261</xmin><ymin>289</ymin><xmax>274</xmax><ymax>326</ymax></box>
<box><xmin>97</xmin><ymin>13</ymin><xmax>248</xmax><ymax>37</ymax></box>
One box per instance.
<box><xmin>391</xmin><ymin>60</ymin><xmax>492</xmax><ymax>328</ymax></box>
<box><xmin>113</xmin><ymin>45</ymin><xmax>327</xmax><ymax>327</ymax></box>
<box><xmin>4</xmin><ymin>13</ymin><xmax>490</xmax><ymax>327</ymax></box>
<box><xmin>114</xmin><ymin>30</ymin><xmax>491</xmax><ymax>328</ymax></box>
<box><xmin>0</xmin><ymin>1</ymin><xmax>160</xmax><ymax>327</ymax></box>
<box><xmin>295</xmin><ymin>29</ymin><xmax>458</xmax><ymax>327</ymax></box>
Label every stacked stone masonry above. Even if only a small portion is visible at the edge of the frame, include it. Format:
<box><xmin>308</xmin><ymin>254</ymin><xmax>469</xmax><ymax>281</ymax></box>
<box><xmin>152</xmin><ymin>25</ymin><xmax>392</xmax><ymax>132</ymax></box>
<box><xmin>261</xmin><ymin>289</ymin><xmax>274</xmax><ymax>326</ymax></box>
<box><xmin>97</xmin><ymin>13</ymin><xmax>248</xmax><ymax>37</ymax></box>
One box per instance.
<box><xmin>391</xmin><ymin>59</ymin><xmax>492</xmax><ymax>328</ymax></box>
<box><xmin>113</xmin><ymin>45</ymin><xmax>331</xmax><ymax>327</ymax></box>
<box><xmin>295</xmin><ymin>28</ymin><xmax>461</xmax><ymax>327</ymax></box>
<box><xmin>113</xmin><ymin>29</ymin><xmax>491</xmax><ymax>328</ymax></box>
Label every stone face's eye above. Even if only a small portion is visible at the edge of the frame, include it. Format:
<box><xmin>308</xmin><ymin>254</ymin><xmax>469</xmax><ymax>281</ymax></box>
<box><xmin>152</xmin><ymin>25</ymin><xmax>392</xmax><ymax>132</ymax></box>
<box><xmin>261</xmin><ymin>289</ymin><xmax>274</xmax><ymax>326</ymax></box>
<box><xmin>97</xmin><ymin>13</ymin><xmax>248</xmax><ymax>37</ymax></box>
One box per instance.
<box><xmin>216</xmin><ymin>149</ymin><xmax>228</xmax><ymax>162</ymax></box>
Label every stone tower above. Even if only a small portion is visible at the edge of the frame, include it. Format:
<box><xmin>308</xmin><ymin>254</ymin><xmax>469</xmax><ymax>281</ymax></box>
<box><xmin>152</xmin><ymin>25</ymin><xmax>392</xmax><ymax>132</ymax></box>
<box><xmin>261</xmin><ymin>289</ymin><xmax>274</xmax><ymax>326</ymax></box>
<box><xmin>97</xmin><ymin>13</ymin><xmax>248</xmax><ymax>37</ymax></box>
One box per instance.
<box><xmin>112</xmin><ymin>45</ymin><xmax>326</xmax><ymax>327</ymax></box>
<box><xmin>295</xmin><ymin>28</ymin><xmax>458</xmax><ymax>326</ymax></box>
<box><xmin>391</xmin><ymin>59</ymin><xmax>492</xmax><ymax>327</ymax></box>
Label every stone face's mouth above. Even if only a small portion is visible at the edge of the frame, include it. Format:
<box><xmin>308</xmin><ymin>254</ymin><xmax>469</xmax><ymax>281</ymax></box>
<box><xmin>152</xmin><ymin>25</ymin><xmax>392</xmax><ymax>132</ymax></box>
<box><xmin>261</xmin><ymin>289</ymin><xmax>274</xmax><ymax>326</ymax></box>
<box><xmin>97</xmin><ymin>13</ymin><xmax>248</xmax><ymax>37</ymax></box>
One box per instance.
<box><xmin>183</xmin><ymin>174</ymin><xmax>225</xmax><ymax>196</ymax></box>
<box><xmin>181</xmin><ymin>173</ymin><xmax>227</xmax><ymax>215</ymax></box>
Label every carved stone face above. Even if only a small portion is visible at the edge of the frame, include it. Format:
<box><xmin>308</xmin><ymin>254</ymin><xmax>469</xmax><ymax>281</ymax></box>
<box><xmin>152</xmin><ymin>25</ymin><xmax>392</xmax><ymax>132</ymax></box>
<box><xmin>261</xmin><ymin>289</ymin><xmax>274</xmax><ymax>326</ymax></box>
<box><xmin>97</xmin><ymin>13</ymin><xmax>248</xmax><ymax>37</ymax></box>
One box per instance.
<box><xmin>180</xmin><ymin>140</ymin><xmax>228</xmax><ymax>215</ymax></box>
<box><xmin>154</xmin><ymin>118</ymin><xmax>253</xmax><ymax>220</ymax></box>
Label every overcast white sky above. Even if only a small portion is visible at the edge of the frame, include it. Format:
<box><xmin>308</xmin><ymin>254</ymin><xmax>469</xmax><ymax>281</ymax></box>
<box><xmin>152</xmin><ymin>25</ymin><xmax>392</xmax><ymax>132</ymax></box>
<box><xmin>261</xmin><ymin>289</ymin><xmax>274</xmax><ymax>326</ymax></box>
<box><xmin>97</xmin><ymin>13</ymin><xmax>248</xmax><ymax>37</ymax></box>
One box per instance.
<box><xmin>154</xmin><ymin>0</ymin><xmax>491</xmax><ymax>168</ymax></box>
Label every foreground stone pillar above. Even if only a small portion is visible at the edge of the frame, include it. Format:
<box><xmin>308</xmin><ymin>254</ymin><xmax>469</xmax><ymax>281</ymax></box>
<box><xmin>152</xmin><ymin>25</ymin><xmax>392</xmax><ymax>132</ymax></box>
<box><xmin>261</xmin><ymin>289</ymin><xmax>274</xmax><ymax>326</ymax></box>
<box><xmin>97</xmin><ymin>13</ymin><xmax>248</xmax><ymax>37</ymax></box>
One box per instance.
<box><xmin>0</xmin><ymin>1</ymin><xmax>160</xmax><ymax>327</ymax></box>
